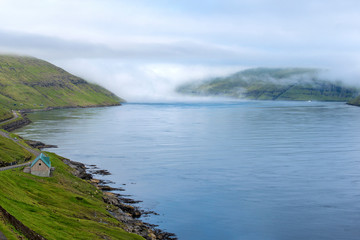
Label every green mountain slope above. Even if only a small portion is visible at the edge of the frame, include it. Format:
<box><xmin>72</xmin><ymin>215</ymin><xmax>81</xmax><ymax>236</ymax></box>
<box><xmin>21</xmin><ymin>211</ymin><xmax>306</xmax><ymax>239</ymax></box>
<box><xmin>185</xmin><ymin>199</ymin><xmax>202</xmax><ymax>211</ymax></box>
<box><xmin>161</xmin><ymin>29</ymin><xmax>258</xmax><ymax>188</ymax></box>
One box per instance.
<box><xmin>0</xmin><ymin>152</ymin><xmax>143</xmax><ymax>240</ymax></box>
<box><xmin>347</xmin><ymin>95</ymin><xmax>360</xmax><ymax>106</ymax></box>
<box><xmin>177</xmin><ymin>68</ymin><xmax>359</xmax><ymax>102</ymax></box>
<box><xmin>0</xmin><ymin>55</ymin><xmax>124</xmax><ymax>121</ymax></box>
<box><xmin>0</xmin><ymin>133</ymin><xmax>34</xmax><ymax>166</ymax></box>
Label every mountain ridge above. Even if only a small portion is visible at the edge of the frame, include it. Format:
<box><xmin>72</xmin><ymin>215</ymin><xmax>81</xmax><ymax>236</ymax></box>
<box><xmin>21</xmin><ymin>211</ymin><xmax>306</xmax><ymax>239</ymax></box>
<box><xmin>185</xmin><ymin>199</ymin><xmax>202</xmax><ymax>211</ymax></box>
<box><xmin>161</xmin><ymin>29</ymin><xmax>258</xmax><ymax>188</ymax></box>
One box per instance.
<box><xmin>0</xmin><ymin>55</ymin><xmax>124</xmax><ymax>121</ymax></box>
<box><xmin>177</xmin><ymin>68</ymin><xmax>360</xmax><ymax>102</ymax></box>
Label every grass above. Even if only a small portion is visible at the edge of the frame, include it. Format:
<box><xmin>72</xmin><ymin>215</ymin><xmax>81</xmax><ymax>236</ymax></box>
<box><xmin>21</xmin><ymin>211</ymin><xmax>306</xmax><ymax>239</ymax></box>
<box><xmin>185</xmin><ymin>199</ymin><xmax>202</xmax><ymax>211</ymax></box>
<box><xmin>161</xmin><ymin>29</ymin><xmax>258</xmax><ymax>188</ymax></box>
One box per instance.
<box><xmin>0</xmin><ymin>55</ymin><xmax>124</xmax><ymax>121</ymax></box>
<box><xmin>0</xmin><ymin>55</ymin><xmax>142</xmax><ymax>239</ymax></box>
<box><xmin>0</xmin><ymin>217</ymin><xmax>25</xmax><ymax>240</ymax></box>
<box><xmin>0</xmin><ymin>134</ymin><xmax>34</xmax><ymax>165</ymax></box>
<box><xmin>0</xmin><ymin>152</ymin><xmax>144</xmax><ymax>240</ymax></box>
<box><xmin>0</xmin><ymin>111</ymin><xmax>24</xmax><ymax>128</ymax></box>
<box><xmin>0</xmin><ymin>108</ymin><xmax>12</xmax><ymax>122</ymax></box>
<box><xmin>347</xmin><ymin>95</ymin><xmax>360</xmax><ymax>106</ymax></box>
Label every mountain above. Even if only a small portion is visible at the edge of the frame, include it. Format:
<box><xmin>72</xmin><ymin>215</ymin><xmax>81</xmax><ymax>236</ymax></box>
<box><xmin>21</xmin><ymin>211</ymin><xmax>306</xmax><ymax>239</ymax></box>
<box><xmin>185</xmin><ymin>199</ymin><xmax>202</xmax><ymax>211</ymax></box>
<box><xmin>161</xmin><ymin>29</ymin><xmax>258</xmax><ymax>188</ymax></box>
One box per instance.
<box><xmin>177</xmin><ymin>68</ymin><xmax>359</xmax><ymax>102</ymax></box>
<box><xmin>0</xmin><ymin>55</ymin><xmax>124</xmax><ymax>121</ymax></box>
<box><xmin>347</xmin><ymin>95</ymin><xmax>360</xmax><ymax>106</ymax></box>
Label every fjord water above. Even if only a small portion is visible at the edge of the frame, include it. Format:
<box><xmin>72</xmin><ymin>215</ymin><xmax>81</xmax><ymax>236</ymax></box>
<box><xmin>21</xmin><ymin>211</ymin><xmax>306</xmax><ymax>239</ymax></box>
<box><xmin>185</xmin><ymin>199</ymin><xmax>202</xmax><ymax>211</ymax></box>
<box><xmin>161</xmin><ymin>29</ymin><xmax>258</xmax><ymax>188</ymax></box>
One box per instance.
<box><xmin>16</xmin><ymin>101</ymin><xmax>360</xmax><ymax>240</ymax></box>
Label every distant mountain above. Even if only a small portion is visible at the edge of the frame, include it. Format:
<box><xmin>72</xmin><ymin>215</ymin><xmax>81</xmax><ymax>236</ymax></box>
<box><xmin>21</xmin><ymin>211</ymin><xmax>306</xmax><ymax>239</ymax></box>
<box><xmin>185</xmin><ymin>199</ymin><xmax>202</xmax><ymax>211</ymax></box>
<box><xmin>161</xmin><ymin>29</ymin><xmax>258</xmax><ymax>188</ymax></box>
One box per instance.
<box><xmin>177</xmin><ymin>68</ymin><xmax>359</xmax><ymax>102</ymax></box>
<box><xmin>0</xmin><ymin>55</ymin><xmax>124</xmax><ymax>120</ymax></box>
<box><xmin>347</xmin><ymin>96</ymin><xmax>360</xmax><ymax>106</ymax></box>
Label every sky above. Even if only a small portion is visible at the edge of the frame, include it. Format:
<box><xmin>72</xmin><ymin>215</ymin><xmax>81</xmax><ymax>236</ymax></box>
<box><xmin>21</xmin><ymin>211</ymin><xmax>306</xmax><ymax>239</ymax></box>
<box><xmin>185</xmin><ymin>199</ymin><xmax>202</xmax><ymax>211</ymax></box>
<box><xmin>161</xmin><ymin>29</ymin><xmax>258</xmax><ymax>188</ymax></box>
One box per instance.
<box><xmin>0</xmin><ymin>0</ymin><xmax>360</xmax><ymax>101</ymax></box>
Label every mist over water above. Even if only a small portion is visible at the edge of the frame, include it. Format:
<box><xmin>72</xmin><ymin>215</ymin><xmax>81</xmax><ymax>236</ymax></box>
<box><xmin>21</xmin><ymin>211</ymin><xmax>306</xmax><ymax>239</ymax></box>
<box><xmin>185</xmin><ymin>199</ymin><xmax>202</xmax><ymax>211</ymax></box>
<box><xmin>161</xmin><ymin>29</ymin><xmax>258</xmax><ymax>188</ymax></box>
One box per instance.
<box><xmin>4</xmin><ymin>0</ymin><xmax>360</xmax><ymax>103</ymax></box>
<box><xmin>53</xmin><ymin>59</ymin><xmax>245</xmax><ymax>102</ymax></box>
<box><xmin>15</xmin><ymin>101</ymin><xmax>360</xmax><ymax>240</ymax></box>
<box><xmin>51</xmin><ymin>58</ymin><xmax>360</xmax><ymax>103</ymax></box>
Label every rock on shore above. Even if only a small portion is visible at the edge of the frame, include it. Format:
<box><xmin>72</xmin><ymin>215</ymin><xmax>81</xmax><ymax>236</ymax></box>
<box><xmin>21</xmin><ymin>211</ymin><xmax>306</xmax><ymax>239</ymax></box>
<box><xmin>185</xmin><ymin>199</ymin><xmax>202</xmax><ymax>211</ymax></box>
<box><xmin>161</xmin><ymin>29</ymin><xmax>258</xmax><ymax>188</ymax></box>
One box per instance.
<box><xmin>59</xmin><ymin>156</ymin><xmax>177</xmax><ymax>240</ymax></box>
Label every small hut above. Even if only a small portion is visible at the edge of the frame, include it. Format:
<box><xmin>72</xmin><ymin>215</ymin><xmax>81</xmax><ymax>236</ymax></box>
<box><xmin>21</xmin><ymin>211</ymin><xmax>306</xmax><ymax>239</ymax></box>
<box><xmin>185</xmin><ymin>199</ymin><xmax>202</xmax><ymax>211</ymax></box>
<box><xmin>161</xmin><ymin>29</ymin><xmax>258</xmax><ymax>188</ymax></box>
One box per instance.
<box><xmin>30</xmin><ymin>153</ymin><xmax>51</xmax><ymax>177</ymax></box>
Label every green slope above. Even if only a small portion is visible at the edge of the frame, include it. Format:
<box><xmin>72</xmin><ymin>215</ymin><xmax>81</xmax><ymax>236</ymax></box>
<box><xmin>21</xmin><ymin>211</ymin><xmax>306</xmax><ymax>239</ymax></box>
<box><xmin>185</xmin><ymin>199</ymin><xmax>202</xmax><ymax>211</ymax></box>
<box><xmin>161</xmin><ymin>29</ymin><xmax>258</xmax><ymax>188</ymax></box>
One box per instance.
<box><xmin>0</xmin><ymin>152</ymin><xmax>143</xmax><ymax>240</ymax></box>
<box><xmin>0</xmin><ymin>55</ymin><xmax>124</xmax><ymax>121</ymax></box>
<box><xmin>347</xmin><ymin>95</ymin><xmax>360</xmax><ymax>106</ymax></box>
<box><xmin>0</xmin><ymin>133</ymin><xmax>34</xmax><ymax>166</ymax></box>
<box><xmin>177</xmin><ymin>68</ymin><xmax>359</xmax><ymax>102</ymax></box>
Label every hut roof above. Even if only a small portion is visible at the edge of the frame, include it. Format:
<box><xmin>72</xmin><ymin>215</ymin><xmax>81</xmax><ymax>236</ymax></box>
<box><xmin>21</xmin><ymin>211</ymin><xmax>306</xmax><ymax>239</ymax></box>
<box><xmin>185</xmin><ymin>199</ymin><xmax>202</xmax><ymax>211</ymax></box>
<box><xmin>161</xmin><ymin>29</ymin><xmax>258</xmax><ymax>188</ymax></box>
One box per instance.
<box><xmin>31</xmin><ymin>153</ymin><xmax>51</xmax><ymax>168</ymax></box>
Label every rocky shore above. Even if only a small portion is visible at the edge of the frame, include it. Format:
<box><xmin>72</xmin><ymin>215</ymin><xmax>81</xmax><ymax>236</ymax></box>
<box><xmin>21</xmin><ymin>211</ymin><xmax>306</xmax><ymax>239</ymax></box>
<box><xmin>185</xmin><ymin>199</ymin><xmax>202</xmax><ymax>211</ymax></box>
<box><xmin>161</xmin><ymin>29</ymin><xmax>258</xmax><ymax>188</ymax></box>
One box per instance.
<box><xmin>60</xmin><ymin>156</ymin><xmax>177</xmax><ymax>240</ymax></box>
<box><xmin>1</xmin><ymin>104</ymin><xmax>177</xmax><ymax>239</ymax></box>
<box><xmin>0</xmin><ymin>113</ymin><xmax>31</xmax><ymax>132</ymax></box>
<box><xmin>25</xmin><ymin>140</ymin><xmax>58</xmax><ymax>150</ymax></box>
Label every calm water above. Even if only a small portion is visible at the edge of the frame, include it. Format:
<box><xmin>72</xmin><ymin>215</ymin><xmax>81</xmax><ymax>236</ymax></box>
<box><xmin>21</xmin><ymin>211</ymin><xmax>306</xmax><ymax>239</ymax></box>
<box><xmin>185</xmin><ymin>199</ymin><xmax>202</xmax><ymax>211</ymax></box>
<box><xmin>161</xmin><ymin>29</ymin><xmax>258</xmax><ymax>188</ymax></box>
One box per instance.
<box><xmin>15</xmin><ymin>101</ymin><xmax>360</xmax><ymax>240</ymax></box>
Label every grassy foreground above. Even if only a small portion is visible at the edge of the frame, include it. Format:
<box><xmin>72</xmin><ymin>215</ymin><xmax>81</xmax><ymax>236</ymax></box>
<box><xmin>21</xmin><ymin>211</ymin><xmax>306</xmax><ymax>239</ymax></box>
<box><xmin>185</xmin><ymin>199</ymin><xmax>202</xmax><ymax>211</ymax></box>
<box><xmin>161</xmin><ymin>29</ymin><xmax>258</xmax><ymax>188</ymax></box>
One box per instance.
<box><xmin>0</xmin><ymin>152</ymin><xmax>144</xmax><ymax>240</ymax></box>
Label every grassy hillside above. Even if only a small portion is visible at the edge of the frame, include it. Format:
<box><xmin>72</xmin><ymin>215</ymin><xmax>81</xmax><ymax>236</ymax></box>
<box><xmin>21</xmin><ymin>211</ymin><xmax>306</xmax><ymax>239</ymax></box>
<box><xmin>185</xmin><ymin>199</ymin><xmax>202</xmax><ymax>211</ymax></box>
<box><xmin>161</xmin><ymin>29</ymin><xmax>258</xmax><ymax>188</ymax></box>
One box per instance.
<box><xmin>0</xmin><ymin>109</ymin><xmax>12</xmax><ymax>122</ymax></box>
<box><xmin>177</xmin><ymin>68</ymin><xmax>359</xmax><ymax>101</ymax></box>
<box><xmin>347</xmin><ymin>95</ymin><xmax>360</xmax><ymax>106</ymax></box>
<box><xmin>0</xmin><ymin>133</ymin><xmax>34</xmax><ymax>166</ymax></box>
<box><xmin>0</xmin><ymin>55</ymin><xmax>124</xmax><ymax>121</ymax></box>
<box><xmin>0</xmin><ymin>152</ymin><xmax>144</xmax><ymax>240</ymax></box>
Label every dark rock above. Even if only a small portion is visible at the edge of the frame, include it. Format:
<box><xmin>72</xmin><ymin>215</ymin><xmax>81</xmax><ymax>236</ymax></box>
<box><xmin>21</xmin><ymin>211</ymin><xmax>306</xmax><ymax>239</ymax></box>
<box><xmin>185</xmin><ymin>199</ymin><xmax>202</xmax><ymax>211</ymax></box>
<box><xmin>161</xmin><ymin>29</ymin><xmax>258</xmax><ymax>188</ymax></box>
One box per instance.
<box><xmin>90</xmin><ymin>169</ymin><xmax>111</xmax><ymax>175</ymax></box>
<box><xmin>63</xmin><ymin>158</ymin><xmax>177</xmax><ymax>239</ymax></box>
<box><xmin>25</xmin><ymin>140</ymin><xmax>58</xmax><ymax>149</ymax></box>
<box><xmin>61</xmin><ymin>158</ymin><xmax>92</xmax><ymax>180</ymax></box>
<box><xmin>0</xmin><ymin>161</ymin><xmax>19</xmax><ymax>168</ymax></box>
<box><xmin>97</xmin><ymin>185</ymin><xmax>125</xmax><ymax>191</ymax></box>
<box><xmin>98</xmin><ymin>179</ymin><xmax>115</xmax><ymax>185</ymax></box>
<box><xmin>102</xmin><ymin>193</ymin><xmax>141</xmax><ymax>218</ymax></box>
<box><xmin>0</xmin><ymin>115</ymin><xmax>31</xmax><ymax>132</ymax></box>
<box><xmin>141</xmin><ymin>210</ymin><xmax>160</xmax><ymax>217</ymax></box>
<box><xmin>118</xmin><ymin>197</ymin><xmax>142</xmax><ymax>204</ymax></box>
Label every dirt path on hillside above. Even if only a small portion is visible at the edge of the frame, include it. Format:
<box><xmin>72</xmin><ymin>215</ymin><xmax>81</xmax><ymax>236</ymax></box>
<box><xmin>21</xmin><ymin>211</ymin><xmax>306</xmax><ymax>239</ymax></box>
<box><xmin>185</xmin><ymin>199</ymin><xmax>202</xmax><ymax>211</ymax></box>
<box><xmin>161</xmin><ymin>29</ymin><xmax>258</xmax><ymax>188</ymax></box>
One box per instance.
<box><xmin>0</xmin><ymin>131</ymin><xmax>39</xmax><ymax>156</ymax></box>
<box><xmin>0</xmin><ymin>111</ymin><xmax>19</xmax><ymax>125</ymax></box>
<box><xmin>0</xmin><ymin>129</ymin><xmax>40</xmax><ymax>171</ymax></box>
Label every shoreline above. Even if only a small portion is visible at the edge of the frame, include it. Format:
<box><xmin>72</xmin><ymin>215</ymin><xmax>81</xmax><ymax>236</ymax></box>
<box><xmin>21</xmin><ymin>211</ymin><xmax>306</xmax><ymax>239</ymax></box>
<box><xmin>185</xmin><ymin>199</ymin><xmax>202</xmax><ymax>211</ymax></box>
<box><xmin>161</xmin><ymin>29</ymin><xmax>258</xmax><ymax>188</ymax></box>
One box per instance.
<box><xmin>0</xmin><ymin>103</ymin><xmax>122</xmax><ymax>132</ymax></box>
<box><xmin>3</xmin><ymin>104</ymin><xmax>176</xmax><ymax>240</ymax></box>
<box><xmin>57</xmin><ymin>155</ymin><xmax>177</xmax><ymax>240</ymax></box>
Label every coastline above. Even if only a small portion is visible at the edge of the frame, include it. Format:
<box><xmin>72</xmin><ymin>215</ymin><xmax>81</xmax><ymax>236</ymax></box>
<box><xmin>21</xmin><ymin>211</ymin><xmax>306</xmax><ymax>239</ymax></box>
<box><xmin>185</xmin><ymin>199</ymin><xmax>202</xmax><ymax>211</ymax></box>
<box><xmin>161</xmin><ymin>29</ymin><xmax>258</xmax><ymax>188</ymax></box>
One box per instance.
<box><xmin>1</xmin><ymin>104</ymin><xmax>176</xmax><ymax>240</ymax></box>
<box><xmin>0</xmin><ymin>103</ymin><xmax>122</xmax><ymax>132</ymax></box>
<box><xmin>60</xmin><ymin>157</ymin><xmax>177</xmax><ymax>240</ymax></box>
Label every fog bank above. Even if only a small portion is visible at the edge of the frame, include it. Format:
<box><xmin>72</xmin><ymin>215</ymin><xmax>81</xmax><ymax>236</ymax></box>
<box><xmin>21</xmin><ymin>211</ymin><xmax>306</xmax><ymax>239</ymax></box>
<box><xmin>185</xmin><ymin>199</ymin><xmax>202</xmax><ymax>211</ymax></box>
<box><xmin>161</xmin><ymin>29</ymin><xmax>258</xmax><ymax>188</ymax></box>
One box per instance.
<box><xmin>53</xmin><ymin>59</ymin><xmax>245</xmax><ymax>102</ymax></box>
<box><xmin>2</xmin><ymin>0</ymin><xmax>360</xmax><ymax>101</ymax></box>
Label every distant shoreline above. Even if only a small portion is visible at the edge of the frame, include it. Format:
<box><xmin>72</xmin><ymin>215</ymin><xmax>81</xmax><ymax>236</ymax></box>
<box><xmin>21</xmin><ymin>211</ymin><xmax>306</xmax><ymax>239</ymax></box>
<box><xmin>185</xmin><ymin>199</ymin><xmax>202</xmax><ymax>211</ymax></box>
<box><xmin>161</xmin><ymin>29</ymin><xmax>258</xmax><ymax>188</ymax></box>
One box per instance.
<box><xmin>0</xmin><ymin>103</ymin><xmax>122</xmax><ymax>132</ymax></box>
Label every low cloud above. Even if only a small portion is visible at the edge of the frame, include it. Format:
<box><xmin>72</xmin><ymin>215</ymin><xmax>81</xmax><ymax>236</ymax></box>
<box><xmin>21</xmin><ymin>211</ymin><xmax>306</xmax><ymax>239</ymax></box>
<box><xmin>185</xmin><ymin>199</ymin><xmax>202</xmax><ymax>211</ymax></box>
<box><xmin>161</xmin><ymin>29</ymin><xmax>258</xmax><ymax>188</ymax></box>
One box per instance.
<box><xmin>1</xmin><ymin>0</ymin><xmax>360</xmax><ymax>101</ymax></box>
<box><xmin>0</xmin><ymin>29</ymin><xmax>263</xmax><ymax>63</ymax></box>
<box><xmin>54</xmin><ymin>59</ymin><xmax>244</xmax><ymax>102</ymax></box>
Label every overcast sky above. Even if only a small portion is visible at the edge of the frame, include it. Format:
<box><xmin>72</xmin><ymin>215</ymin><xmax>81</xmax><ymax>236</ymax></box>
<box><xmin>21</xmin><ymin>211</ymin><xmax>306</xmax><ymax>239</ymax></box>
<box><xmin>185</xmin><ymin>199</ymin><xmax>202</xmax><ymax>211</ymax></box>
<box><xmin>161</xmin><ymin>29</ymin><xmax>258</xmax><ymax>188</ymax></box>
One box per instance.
<box><xmin>0</xmin><ymin>0</ymin><xmax>360</xmax><ymax>101</ymax></box>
